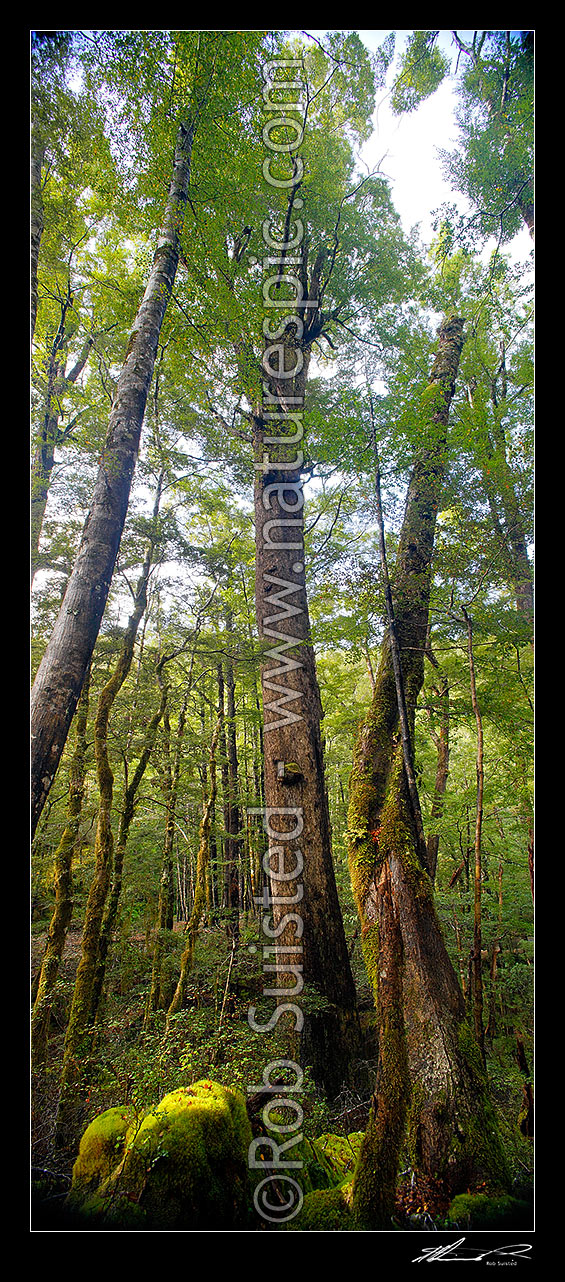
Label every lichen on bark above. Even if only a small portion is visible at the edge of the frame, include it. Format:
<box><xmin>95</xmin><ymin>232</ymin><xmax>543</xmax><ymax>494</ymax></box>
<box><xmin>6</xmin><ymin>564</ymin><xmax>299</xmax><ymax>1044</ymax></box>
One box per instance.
<box><xmin>347</xmin><ymin>316</ymin><xmax>510</xmax><ymax>1227</ymax></box>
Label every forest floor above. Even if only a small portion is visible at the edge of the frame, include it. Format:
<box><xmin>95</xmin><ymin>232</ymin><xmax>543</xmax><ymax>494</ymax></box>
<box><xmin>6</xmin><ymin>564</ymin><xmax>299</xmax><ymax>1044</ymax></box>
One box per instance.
<box><xmin>30</xmin><ymin>918</ymin><xmax>533</xmax><ymax>1233</ymax></box>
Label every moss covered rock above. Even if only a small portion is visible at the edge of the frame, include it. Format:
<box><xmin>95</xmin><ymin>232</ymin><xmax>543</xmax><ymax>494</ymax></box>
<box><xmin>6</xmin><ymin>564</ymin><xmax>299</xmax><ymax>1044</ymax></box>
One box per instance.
<box><xmin>286</xmin><ymin>1182</ymin><xmax>355</xmax><ymax>1231</ymax></box>
<box><xmin>71</xmin><ymin>1105</ymin><xmax>138</xmax><ymax>1197</ymax></box>
<box><xmin>68</xmin><ymin>1080</ymin><xmax>253</xmax><ymax>1230</ymax></box>
<box><xmin>446</xmin><ymin>1191</ymin><xmax>533</xmax><ymax>1230</ymax></box>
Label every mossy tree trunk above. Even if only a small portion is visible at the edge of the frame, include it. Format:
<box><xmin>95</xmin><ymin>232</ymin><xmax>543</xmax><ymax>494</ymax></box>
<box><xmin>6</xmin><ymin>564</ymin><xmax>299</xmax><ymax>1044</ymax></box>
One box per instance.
<box><xmin>56</xmin><ymin>510</ymin><xmax>158</xmax><ymax>1145</ymax></box>
<box><xmin>486</xmin><ymin>814</ymin><xmax>506</xmax><ymax>1044</ymax></box>
<box><xmin>241</xmin><ymin>569</ymin><xmax>266</xmax><ymax>901</ymax></box>
<box><xmin>145</xmin><ymin>614</ymin><xmax>209</xmax><ymax>1019</ymax></box>
<box><xmin>30</xmin><ymin>115</ymin><xmax>44</xmax><ymax>345</ymax></box>
<box><xmin>89</xmin><ymin>678</ymin><xmax>168</xmax><ymax>1023</ymax></box>
<box><xmin>145</xmin><ymin>666</ymin><xmax>193</xmax><ymax>1019</ymax></box>
<box><xmin>166</xmin><ymin>717</ymin><xmax>221</xmax><ymax>1023</ymax></box>
<box><xmin>219</xmin><ymin>196</ymin><xmax>364</xmax><ymax>1094</ymax></box>
<box><xmin>224</xmin><ymin>624</ymin><xmax>241</xmax><ymax>940</ymax></box>
<box><xmin>424</xmin><ymin>644</ymin><xmax>450</xmax><ymax>882</ymax></box>
<box><xmin>348</xmin><ymin>317</ymin><xmax>510</xmax><ymax>1228</ymax></box>
<box><xmin>217</xmin><ymin>661</ymin><xmax>231</xmax><ymax>909</ymax></box>
<box><xmin>31</xmin><ymin>667</ymin><xmax>91</xmax><ymax>1065</ymax></box>
<box><xmin>249</xmin><ymin>232</ymin><xmax>365</xmax><ymax>1099</ymax></box>
<box><xmin>461</xmin><ymin>606</ymin><xmax>486</xmax><ymax>1065</ymax></box>
<box><xmin>199</xmin><ymin>685</ymin><xmax>219</xmax><ymax>918</ymax></box>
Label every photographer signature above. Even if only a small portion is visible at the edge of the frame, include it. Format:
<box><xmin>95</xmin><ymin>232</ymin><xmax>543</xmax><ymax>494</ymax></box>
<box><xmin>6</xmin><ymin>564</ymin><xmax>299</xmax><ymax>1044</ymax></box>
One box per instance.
<box><xmin>412</xmin><ymin>1237</ymin><xmax>532</xmax><ymax>1263</ymax></box>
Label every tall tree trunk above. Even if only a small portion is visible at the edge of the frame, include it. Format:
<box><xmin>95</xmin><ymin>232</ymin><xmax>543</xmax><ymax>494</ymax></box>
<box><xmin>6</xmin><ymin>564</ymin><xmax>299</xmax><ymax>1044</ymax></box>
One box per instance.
<box><xmin>31</xmin><ymin>667</ymin><xmax>90</xmax><ymax>1065</ymax></box>
<box><xmin>252</xmin><ymin>250</ymin><xmax>363</xmax><ymax>1096</ymax></box>
<box><xmin>425</xmin><ymin>646</ymin><xmax>450</xmax><ymax>881</ymax></box>
<box><xmin>89</xmin><ymin>679</ymin><xmax>168</xmax><ymax>1023</ymax></box>
<box><xmin>30</xmin><ymin>108</ymin><xmax>199</xmax><ymax>835</ymax></box>
<box><xmin>224</xmin><ymin>622</ymin><xmax>241</xmax><ymax>939</ymax></box>
<box><xmin>55</xmin><ymin>523</ymin><xmax>155</xmax><ymax>1144</ymax></box>
<box><xmin>146</xmin><ymin>644</ymin><xmax>200</xmax><ymax>1020</ymax></box>
<box><xmin>219</xmin><ymin>166</ymin><xmax>366</xmax><ymax>1090</ymax></box>
<box><xmin>166</xmin><ymin>718</ymin><xmax>221</xmax><ymax>1023</ymax></box>
<box><xmin>348</xmin><ymin>317</ymin><xmax>509</xmax><ymax>1227</ymax></box>
<box><xmin>462</xmin><ymin>607</ymin><xmax>486</xmax><ymax>1065</ymax></box>
<box><xmin>160</xmin><ymin>683</ymin><xmax>187</xmax><ymax>934</ymax></box>
<box><xmin>217</xmin><ymin>661</ymin><xmax>231</xmax><ymax>910</ymax></box>
<box><xmin>208</xmin><ymin>812</ymin><xmax>218</xmax><ymax>916</ymax></box>
<box><xmin>30</xmin><ymin>116</ymin><xmax>44</xmax><ymax>345</ymax></box>
<box><xmin>369</xmin><ymin>387</ymin><xmax>428</xmax><ymax>870</ymax></box>
<box><xmin>241</xmin><ymin>565</ymin><xmax>266</xmax><ymax>901</ymax></box>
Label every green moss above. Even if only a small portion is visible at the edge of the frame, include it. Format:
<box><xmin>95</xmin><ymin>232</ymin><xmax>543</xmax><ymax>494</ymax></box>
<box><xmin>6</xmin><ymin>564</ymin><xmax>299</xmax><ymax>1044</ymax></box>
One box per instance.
<box><xmin>403</xmin><ymin>1022</ymin><xmax>511</xmax><ymax>1199</ymax></box>
<box><xmin>283</xmin><ymin>1130</ymin><xmax>365</xmax><ymax>1205</ymax></box>
<box><xmin>70</xmin><ymin>1105</ymin><xmax>137</xmax><ymax>1197</ymax></box>
<box><xmin>446</xmin><ymin>1192</ymin><xmax>533</xmax><ymax>1230</ymax></box>
<box><xmin>359</xmin><ymin>922</ymin><xmax>380</xmax><ymax>998</ymax></box>
<box><xmin>420</xmin><ymin>382</ymin><xmax>446</xmax><ymax>418</ymax></box>
<box><xmin>286</xmin><ymin>1182</ymin><xmax>354</xmax><ymax>1231</ymax></box>
<box><xmin>351</xmin><ymin>1079</ymin><xmax>409</xmax><ymax>1229</ymax></box>
<box><xmin>68</xmin><ymin>1080</ymin><xmax>253</xmax><ymax>1230</ymax></box>
<box><xmin>316</xmin><ymin>1131</ymin><xmax>364</xmax><ymax>1178</ymax></box>
<box><xmin>298</xmin><ymin>1131</ymin><xmax>364</xmax><ymax>1194</ymax></box>
<box><xmin>455</xmin><ymin>1022</ymin><xmax>512</xmax><ymax>1192</ymax></box>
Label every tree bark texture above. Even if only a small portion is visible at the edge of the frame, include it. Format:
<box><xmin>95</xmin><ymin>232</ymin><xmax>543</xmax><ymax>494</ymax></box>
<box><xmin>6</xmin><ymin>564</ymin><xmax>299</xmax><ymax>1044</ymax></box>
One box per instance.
<box><xmin>31</xmin><ymin>666</ymin><xmax>90</xmax><ymax>1065</ymax></box>
<box><xmin>217</xmin><ymin>662</ymin><xmax>232</xmax><ymax>906</ymax></box>
<box><xmin>56</xmin><ymin>536</ymin><xmax>154</xmax><ymax>1141</ymax></box>
<box><xmin>425</xmin><ymin>651</ymin><xmax>450</xmax><ymax>881</ymax></box>
<box><xmin>167</xmin><ymin>717</ymin><xmax>221</xmax><ymax>1022</ymax></box>
<box><xmin>369</xmin><ymin>390</ymin><xmax>428</xmax><ymax>869</ymax></box>
<box><xmin>89</xmin><ymin>679</ymin><xmax>168</xmax><ymax>1023</ymax></box>
<box><xmin>462</xmin><ymin>607</ymin><xmax>486</xmax><ymax>1065</ymax></box>
<box><xmin>30</xmin><ymin>116</ymin><xmax>44</xmax><ymax>345</ymax></box>
<box><xmin>145</xmin><ymin>624</ymin><xmax>205</xmax><ymax>1018</ymax></box>
<box><xmin>252</xmin><ymin>237</ymin><xmax>363</xmax><ymax>1098</ymax></box>
<box><xmin>145</xmin><ymin>670</ymin><xmax>193</xmax><ymax>1019</ymax></box>
<box><xmin>224</xmin><ymin>630</ymin><xmax>241</xmax><ymax>938</ymax></box>
<box><xmin>30</xmin><ymin>115</ymin><xmax>196</xmax><ymax>836</ymax></box>
<box><xmin>348</xmin><ymin>317</ymin><xmax>509</xmax><ymax>1225</ymax></box>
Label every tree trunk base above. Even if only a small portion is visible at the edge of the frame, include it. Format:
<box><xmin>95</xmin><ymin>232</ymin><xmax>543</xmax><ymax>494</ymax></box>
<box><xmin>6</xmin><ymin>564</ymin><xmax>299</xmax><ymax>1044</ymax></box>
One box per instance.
<box><xmin>300</xmin><ymin>1006</ymin><xmax>372</xmax><ymax>1102</ymax></box>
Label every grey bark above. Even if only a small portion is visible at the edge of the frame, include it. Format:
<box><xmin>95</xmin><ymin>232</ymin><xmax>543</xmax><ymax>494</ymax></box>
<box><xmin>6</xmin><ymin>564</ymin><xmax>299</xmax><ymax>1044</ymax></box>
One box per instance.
<box><xmin>251</xmin><ymin>236</ymin><xmax>363</xmax><ymax>1098</ymax></box>
<box><xmin>30</xmin><ymin>118</ymin><xmax>45</xmax><ymax>345</ymax></box>
<box><xmin>30</xmin><ymin>116</ymin><xmax>196</xmax><ymax>835</ymax></box>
